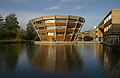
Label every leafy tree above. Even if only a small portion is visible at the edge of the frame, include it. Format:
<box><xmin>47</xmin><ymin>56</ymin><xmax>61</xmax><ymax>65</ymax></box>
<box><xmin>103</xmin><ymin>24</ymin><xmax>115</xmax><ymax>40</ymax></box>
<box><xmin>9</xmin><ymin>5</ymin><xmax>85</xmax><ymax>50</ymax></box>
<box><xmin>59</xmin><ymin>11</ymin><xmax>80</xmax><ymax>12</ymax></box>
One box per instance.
<box><xmin>16</xmin><ymin>27</ymin><xmax>27</xmax><ymax>39</ymax></box>
<box><xmin>0</xmin><ymin>15</ymin><xmax>5</xmax><ymax>39</ymax></box>
<box><xmin>0</xmin><ymin>15</ymin><xmax>4</xmax><ymax>27</ymax></box>
<box><xmin>26</xmin><ymin>21</ymin><xmax>38</xmax><ymax>40</ymax></box>
<box><xmin>4</xmin><ymin>13</ymin><xmax>20</xmax><ymax>39</ymax></box>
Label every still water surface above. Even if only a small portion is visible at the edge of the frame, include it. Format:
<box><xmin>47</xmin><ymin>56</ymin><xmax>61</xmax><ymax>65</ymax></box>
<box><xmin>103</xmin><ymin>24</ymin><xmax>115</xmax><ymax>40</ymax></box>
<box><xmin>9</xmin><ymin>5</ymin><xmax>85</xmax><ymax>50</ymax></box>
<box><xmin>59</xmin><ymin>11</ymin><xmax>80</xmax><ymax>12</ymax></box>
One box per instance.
<box><xmin>0</xmin><ymin>43</ymin><xmax>119</xmax><ymax>78</ymax></box>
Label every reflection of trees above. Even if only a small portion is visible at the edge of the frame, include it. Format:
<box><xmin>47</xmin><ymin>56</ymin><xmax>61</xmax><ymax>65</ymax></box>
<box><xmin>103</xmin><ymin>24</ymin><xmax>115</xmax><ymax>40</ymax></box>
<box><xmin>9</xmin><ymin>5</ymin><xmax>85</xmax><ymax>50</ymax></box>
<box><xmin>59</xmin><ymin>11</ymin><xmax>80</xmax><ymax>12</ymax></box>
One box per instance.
<box><xmin>102</xmin><ymin>45</ymin><xmax>120</xmax><ymax>78</ymax></box>
<box><xmin>0</xmin><ymin>44</ymin><xmax>22</xmax><ymax>71</ymax></box>
<box><xmin>27</xmin><ymin>44</ymin><xmax>83</xmax><ymax>73</ymax></box>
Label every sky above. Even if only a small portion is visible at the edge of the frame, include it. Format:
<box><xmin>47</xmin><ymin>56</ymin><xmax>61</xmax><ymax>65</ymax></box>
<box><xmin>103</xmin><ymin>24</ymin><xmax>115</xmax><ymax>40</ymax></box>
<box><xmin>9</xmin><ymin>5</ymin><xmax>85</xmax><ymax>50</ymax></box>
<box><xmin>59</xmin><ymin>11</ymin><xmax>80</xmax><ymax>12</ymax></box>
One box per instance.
<box><xmin>0</xmin><ymin>0</ymin><xmax>120</xmax><ymax>31</ymax></box>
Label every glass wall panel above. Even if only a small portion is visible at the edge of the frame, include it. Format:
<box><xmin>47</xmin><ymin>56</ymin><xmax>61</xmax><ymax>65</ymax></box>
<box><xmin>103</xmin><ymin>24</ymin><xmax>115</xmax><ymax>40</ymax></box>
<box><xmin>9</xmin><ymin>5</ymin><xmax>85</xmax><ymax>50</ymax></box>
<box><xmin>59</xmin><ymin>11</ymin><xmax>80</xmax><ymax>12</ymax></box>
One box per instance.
<box><xmin>45</xmin><ymin>20</ymin><xmax>55</xmax><ymax>23</ymax></box>
<box><xmin>69</xmin><ymin>19</ymin><xmax>77</xmax><ymax>23</ymax></box>
<box><xmin>56</xmin><ymin>19</ymin><xmax>67</xmax><ymax>22</ymax></box>
<box><xmin>47</xmin><ymin>26</ymin><xmax>55</xmax><ymax>30</ymax></box>
<box><xmin>56</xmin><ymin>26</ymin><xmax>66</xmax><ymax>29</ymax></box>
<box><xmin>48</xmin><ymin>33</ymin><xmax>55</xmax><ymax>36</ymax></box>
<box><xmin>56</xmin><ymin>32</ymin><xmax>64</xmax><ymax>35</ymax></box>
<box><xmin>66</xmin><ymin>32</ymin><xmax>73</xmax><ymax>35</ymax></box>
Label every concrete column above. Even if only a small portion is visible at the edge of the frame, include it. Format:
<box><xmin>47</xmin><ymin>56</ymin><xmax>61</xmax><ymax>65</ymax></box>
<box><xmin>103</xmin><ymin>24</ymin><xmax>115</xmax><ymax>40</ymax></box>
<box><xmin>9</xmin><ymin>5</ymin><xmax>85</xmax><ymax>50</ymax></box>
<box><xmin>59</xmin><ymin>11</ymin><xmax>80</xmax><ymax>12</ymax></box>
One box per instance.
<box><xmin>113</xmin><ymin>35</ymin><xmax>114</xmax><ymax>45</ymax></box>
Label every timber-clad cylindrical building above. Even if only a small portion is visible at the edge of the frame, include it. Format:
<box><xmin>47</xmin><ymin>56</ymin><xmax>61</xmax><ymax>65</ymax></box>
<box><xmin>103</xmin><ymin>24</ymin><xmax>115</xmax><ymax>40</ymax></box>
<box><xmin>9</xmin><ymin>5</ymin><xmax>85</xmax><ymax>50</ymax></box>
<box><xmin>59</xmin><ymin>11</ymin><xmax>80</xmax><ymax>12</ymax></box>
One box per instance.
<box><xmin>31</xmin><ymin>15</ymin><xmax>85</xmax><ymax>41</ymax></box>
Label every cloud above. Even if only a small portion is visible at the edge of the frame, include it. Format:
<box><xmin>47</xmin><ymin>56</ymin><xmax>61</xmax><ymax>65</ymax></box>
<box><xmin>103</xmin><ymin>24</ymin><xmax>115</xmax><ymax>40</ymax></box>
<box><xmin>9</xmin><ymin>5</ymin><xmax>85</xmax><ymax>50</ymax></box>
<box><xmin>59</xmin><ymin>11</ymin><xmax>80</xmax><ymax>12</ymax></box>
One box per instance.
<box><xmin>45</xmin><ymin>5</ymin><xmax>61</xmax><ymax>11</ymax></box>
<box><xmin>10</xmin><ymin>0</ymin><xmax>31</xmax><ymax>4</ymax></box>
<box><xmin>86</xmin><ymin>0</ymin><xmax>96</xmax><ymax>2</ymax></box>
<box><xmin>9</xmin><ymin>0</ymin><xmax>39</xmax><ymax>4</ymax></box>
<box><xmin>71</xmin><ymin>6</ymin><xmax>83</xmax><ymax>10</ymax></box>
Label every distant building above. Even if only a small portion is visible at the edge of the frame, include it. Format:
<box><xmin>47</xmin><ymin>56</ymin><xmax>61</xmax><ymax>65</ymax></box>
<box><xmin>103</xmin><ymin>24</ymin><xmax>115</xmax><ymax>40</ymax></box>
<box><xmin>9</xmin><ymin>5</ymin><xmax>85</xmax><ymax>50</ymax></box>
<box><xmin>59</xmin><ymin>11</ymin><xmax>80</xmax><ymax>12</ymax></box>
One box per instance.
<box><xmin>97</xmin><ymin>8</ymin><xmax>120</xmax><ymax>45</ymax></box>
<box><xmin>30</xmin><ymin>15</ymin><xmax>85</xmax><ymax>41</ymax></box>
<box><xmin>94</xmin><ymin>27</ymin><xmax>103</xmax><ymax>41</ymax></box>
<box><xmin>77</xmin><ymin>29</ymin><xmax>94</xmax><ymax>41</ymax></box>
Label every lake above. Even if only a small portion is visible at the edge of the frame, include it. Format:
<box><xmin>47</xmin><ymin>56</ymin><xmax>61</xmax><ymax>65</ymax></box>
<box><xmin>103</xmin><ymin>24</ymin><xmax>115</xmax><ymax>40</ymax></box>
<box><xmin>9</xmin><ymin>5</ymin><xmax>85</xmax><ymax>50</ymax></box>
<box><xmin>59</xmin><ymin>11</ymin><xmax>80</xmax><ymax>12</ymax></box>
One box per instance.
<box><xmin>0</xmin><ymin>43</ymin><xmax>119</xmax><ymax>78</ymax></box>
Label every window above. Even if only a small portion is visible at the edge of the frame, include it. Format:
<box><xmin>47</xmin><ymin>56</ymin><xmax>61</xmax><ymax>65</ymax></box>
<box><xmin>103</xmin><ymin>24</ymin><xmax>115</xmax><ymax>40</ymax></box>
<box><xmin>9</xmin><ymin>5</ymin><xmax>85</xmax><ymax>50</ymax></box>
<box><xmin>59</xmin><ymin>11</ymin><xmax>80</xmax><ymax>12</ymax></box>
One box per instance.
<box><xmin>68</xmin><ymin>26</ymin><xmax>74</xmax><ymax>29</ymax></box>
<box><xmin>56</xmin><ymin>32</ymin><xmax>64</xmax><ymax>35</ymax></box>
<box><xmin>56</xmin><ymin>26</ymin><xmax>66</xmax><ymax>29</ymax></box>
<box><xmin>56</xmin><ymin>19</ymin><xmax>67</xmax><ymax>22</ymax></box>
<box><xmin>38</xmin><ymin>27</ymin><xmax>44</xmax><ymax>30</ymax></box>
<box><xmin>45</xmin><ymin>20</ymin><xmax>55</xmax><ymax>23</ymax></box>
<box><xmin>104</xmin><ymin>14</ymin><xmax>112</xmax><ymax>24</ymax></box>
<box><xmin>108</xmin><ymin>14</ymin><xmax>112</xmax><ymax>20</ymax></box>
<box><xmin>66</xmin><ymin>32</ymin><xmax>72</xmax><ymax>35</ymax></box>
<box><xmin>48</xmin><ymin>33</ymin><xmax>55</xmax><ymax>36</ymax></box>
<box><xmin>104</xmin><ymin>24</ymin><xmax>112</xmax><ymax>32</ymax></box>
<box><xmin>33</xmin><ymin>21</ymin><xmax>42</xmax><ymax>25</ymax></box>
<box><xmin>69</xmin><ymin>19</ymin><xmax>76</xmax><ymax>23</ymax></box>
<box><xmin>47</xmin><ymin>26</ymin><xmax>55</xmax><ymax>30</ymax></box>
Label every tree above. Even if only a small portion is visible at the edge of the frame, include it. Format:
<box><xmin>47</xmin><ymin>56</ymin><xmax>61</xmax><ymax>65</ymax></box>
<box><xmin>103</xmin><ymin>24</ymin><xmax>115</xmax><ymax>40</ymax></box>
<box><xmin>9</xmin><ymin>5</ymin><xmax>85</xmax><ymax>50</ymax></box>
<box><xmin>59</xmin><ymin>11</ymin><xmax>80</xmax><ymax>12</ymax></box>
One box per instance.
<box><xmin>0</xmin><ymin>15</ymin><xmax>5</xmax><ymax>39</ymax></box>
<box><xmin>26</xmin><ymin>21</ymin><xmax>38</xmax><ymax>40</ymax></box>
<box><xmin>0</xmin><ymin>15</ymin><xmax>4</xmax><ymax>27</ymax></box>
<box><xmin>5</xmin><ymin>13</ymin><xmax>20</xmax><ymax>39</ymax></box>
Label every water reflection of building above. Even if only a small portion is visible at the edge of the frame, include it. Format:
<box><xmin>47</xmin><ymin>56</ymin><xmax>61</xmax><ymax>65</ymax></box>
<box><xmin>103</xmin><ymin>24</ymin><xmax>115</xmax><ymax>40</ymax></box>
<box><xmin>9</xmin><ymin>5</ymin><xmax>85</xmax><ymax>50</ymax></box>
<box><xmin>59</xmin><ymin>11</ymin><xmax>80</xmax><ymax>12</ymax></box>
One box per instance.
<box><xmin>94</xmin><ymin>44</ymin><xmax>120</xmax><ymax>78</ymax></box>
<box><xmin>102</xmin><ymin>45</ymin><xmax>120</xmax><ymax>78</ymax></box>
<box><xmin>31</xmin><ymin>44</ymin><xmax>83</xmax><ymax>73</ymax></box>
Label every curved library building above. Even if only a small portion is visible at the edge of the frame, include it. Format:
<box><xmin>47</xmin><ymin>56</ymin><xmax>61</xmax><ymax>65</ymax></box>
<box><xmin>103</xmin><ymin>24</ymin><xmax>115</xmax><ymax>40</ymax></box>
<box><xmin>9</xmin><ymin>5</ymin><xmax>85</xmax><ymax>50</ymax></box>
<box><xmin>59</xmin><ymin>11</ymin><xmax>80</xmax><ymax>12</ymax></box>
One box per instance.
<box><xmin>31</xmin><ymin>15</ymin><xmax>85</xmax><ymax>41</ymax></box>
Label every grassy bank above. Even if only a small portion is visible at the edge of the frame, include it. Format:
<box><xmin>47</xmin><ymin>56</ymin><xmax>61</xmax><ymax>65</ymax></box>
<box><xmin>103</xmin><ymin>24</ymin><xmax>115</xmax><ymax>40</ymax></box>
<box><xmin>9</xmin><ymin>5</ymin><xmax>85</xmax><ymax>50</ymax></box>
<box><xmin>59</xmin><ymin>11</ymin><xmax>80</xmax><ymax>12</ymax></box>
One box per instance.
<box><xmin>0</xmin><ymin>39</ymin><xmax>34</xmax><ymax>44</ymax></box>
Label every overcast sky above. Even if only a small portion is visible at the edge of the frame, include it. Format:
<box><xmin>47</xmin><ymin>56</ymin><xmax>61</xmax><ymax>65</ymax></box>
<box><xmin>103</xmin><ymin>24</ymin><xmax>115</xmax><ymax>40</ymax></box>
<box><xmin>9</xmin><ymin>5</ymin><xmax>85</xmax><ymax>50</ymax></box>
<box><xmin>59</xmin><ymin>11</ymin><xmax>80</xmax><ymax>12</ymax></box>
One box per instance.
<box><xmin>0</xmin><ymin>0</ymin><xmax>120</xmax><ymax>31</ymax></box>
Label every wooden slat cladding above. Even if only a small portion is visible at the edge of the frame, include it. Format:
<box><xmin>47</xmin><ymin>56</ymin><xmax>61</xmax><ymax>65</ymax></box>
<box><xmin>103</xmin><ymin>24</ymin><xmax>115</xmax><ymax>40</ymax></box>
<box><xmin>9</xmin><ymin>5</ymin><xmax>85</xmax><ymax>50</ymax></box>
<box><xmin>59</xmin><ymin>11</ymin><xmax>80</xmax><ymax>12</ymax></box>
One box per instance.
<box><xmin>46</xmin><ymin>30</ymin><xmax>56</xmax><ymax>32</ymax></box>
<box><xmin>55</xmin><ymin>15</ymin><xmax>68</xmax><ymax>19</ymax></box>
<box><xmin>35</xmin><ymin>24</ymin><xmax>45</xmax><ymax>28</ymax></box>
<box><xmin>43</xmin><ymin>16</ymin><xmax>55</xmax><ymax>20</ymax></box>
<box><xmin>66</xmin><ymin>29</ymin><xmax>74</xmax><ymax>32</ymax></box>
<box><xmin>39</xmin><ymin>30</ymin><xmax>46</xmax><ymax>33</ymax></box>
<box><xmin>42</xmin><ymin>36</ymin><xmax>48</xmax><ymax>41</ymax></box>
<box><xmin>56</xmin><ymin>36</ymin><xmax>64</xmax><ymax>41</ymax></box>
<box><xmin>56</xmin><ymin>23</ymin><xmax>66</xmax><ymax>26</ymax></box>
<box><xmin>69</xmin><ymin>16</ymin><xmax>78</xmax><ymax>20</ymax></box>
<box><xmin>56</xmin><ymin>29</ymin><xmax>65</xmax><ymax>32</ymax></box>
<box><xmin>68</xmin><ymin>23</ymin><xmax>76</xmax><ymax>26</ymax></box>
<box><xmin>65</xmin><ymin>35</ymin><xmax>71</xmax><ymax>41</ymax></box>
<box><xmin>32</xmin><ymin>18</ymin><xmax>42</xmax><ymax>23</ymax></box>
<box><xmin>45</xmin><ymin>23</ymin><xmax>55</xmax><ymax>26</ymax></box>
<box><xmin>48</xmin><ymin>36</ymin><xmax>56</xmax><ymax>41</ymax></box>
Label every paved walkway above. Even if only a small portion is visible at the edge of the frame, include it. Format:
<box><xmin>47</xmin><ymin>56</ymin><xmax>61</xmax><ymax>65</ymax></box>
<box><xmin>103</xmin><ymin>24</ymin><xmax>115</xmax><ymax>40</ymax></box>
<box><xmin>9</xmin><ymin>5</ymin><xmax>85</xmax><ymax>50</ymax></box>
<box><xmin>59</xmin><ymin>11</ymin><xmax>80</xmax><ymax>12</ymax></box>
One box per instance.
<box><xmin>34</xmin><ymin>41</ymin><xmax>101</xmax><ymax>44</ymax></box>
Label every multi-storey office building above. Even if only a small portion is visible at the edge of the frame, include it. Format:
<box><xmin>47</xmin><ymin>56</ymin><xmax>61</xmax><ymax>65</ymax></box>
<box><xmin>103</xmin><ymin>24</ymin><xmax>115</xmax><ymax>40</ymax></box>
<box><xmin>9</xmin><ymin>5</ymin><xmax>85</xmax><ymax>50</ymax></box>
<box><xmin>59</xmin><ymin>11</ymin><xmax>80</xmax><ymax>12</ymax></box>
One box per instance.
<box><xmin>31</xmin><ymin>15</ymin><xmax>85</xmax><ymax>41</ymax></box>
<box><xmin>98</xmin><ymin>9</ymin><xmax>120</xmax><ymax>45</ymax></box>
